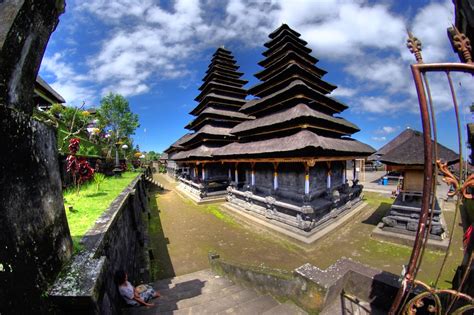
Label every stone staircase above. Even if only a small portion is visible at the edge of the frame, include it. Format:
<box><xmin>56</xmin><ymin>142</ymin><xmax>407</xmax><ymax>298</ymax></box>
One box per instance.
<box><xmin>125</xmin><ymin>269</ymin><xmax>307</xmax><ymax>315</ymax></box>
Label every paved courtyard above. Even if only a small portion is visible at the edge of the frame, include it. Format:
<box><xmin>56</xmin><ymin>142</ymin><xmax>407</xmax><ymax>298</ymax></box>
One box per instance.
<box><xmin>149</xmin><ymin>173</ymin><xmax>463</xmax><ymax>288</ymax></box>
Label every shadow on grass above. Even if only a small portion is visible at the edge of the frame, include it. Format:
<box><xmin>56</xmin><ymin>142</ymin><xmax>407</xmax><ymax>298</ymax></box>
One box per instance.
<box><xmin>84</xmin><ymin>192</ymin><xmax>108</xmax><ymax>197</ymax></box>
<box><xmin>148</xmin><ymin>187</ymin><xmax>175</xmax><ymax>280</ymax></box>
<box><xmin>361</xmin><ymin>202</ymin><xmax>392</xmax><ymax>226</ymax></box>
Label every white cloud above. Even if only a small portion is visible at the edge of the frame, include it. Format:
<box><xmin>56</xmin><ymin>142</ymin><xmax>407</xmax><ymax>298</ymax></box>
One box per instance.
<box><xmin>40</xmin><ymin>52</ymin><xmax>95</xmax><ymax>105</ymax></box>
<box><xmin>376</xmin><ymin>126</ymin><xmax>399</xmax><ymax>135</ymax></box>
<box><xmin>43</xmin><ymin>0</ymin><xmax>467</xmax><ymax>116</ymax></box>
<box><xmin>372</xmin><ymin>136</ymin><xmax>387</xmax><ymax>141</ymax></box>
<box><xmin>357</xmin><ymin>96</ymin><xmax>412</xmax><ymax>114</ymax></box>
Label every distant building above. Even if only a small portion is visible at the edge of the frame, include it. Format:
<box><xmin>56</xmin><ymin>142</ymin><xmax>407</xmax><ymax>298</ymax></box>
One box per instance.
<box><xmin>375</xmin><ymin>128</ymin><xmax>458</xmax><ymax>239</ymax></box>
<box><xmin>34</xmin><ymin>76</ymin><xmax>65</xmax><ymax>110</ymax></box>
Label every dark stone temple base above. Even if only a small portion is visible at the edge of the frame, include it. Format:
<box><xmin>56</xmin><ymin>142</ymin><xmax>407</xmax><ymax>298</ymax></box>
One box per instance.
<box><xmin>222</xmin><ymin>198</ymin><xmax>367</xmax><ymax>244</ymax></box>
<box><xmin>176</xmin><ymin>180</ymin><xmax>227</xmax><ymax>204</ymax></box>
<box><xmin>374</xmin><ymin>194</ymin><xmax>448</xmax><ymax>250</ymax></box>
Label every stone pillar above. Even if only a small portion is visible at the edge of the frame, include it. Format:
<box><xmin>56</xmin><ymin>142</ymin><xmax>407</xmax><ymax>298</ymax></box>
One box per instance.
<box><xmin>228</xmin><ymin>167</ymin><xmax>232</xmax><ymax>179</ymax></box>
<box><xmin>202</xmin><ymin>164</ymin><xmax>206</xmax><ymax>181</ymax></box>
<box><xmin>273</xmin><ymin>162</ymin><xmax>279</xmax><ymax>190</ymax></box>
<box><xmin>0</xmin><ymin>1</ymin><xmax>71</xmax><ymax>313</ymax></box>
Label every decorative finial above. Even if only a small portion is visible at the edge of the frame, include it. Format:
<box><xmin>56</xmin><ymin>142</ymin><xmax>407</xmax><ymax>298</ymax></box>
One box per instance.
<box><xmin>448</xmin><ymin>25</ymin><xmax>472</xmax><ymax>64</ymax></box>
<box><xmin>220</xmin><ymin>45</ymin><xmax>225</xmax><ymax>49</ymax></box>
<box><xmin>406</xmin><ymin>30</ymin><xmax>423</xmax><ymax>63</ymax></box>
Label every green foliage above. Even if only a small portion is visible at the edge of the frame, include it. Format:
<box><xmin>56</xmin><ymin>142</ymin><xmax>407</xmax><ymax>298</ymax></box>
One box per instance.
<box><xmin>49</xmin><ymin>103</ymin><xmax>64</xmax><ymax>117</ymax></box>
<box><xmin>98</xmin><ymin>92</ymin><xmax>140</xmax><ymax>143</ymax></box>
<box><xmin>93</xmin><ymin>173</ymin><xmax>106</xmax><ymax>192</ymax></box>
<box><xmin>147</xmin><ymin>150</ymin><xmax>160</xmax><ymax>161</ymax></box>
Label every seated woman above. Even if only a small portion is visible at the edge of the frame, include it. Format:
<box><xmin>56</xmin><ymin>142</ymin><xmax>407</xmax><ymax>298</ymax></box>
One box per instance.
<box><xmin>115</xmin><ymin>270</ymin><xmax>160</xmax><ymax>307</ymax></box>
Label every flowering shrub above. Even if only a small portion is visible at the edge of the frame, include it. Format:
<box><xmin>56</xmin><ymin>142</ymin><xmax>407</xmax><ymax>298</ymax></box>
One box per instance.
<box><xmin>66</xmin><ymin>138</ymin><xmax>94</xmax><ymax>193</ymax></box>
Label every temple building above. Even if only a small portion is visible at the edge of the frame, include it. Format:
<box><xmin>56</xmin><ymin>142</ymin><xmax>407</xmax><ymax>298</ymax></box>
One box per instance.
<box><xmin>163</xmin><ymin>133</ymin><xmax>193</xmax><ymax>179</ymax></box>
<box><xmin>166</xmin><ymin>24</ymin><xmax>375</xmax><ymax>234</ymax></box>
<box><xmin>211</xmin><ymin>24</ymin><xmax>374</xmax><ymax>233</ymax></box>
<box><xmin>172</xmin><ymin>47</ymin><xmax>252</xmax><ymax>202</ymax></box>
<box><xmin>373</xmin><ymin>129</ymin><xmax>458</xmax><ymax>241</ymax></box>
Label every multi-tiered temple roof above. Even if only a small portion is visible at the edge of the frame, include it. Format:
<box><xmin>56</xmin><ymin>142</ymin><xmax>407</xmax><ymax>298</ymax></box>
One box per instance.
<box><xmin>173</xmin><ymin>47</ymin><xmax>251</xmax><ymax>160</ymax></box>
<box><xmin>215</xmin><ymin>24</ymin><xmax>373</xmax><ymax>158</ymax></box>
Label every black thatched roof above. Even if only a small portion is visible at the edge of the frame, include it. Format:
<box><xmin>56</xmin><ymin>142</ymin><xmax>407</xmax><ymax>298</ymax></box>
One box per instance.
<box><xmin>180</xmin><ymin>125</ymin><xmax>232</xmax><ymax>146</ymax></box>
<box><xmin>377</xmin><ymin>129</ymin><xmax>459</xmax><ymax>165</ymax></box>
<box><xmin>231</xmin><ymin>104</ymin><xmax>359</xmax><ymax>135</ymax></box>
<box><xmin>255</xmin><ymin>51</ymin><xmax>326</xmax><ymax>80</ymax></box>
<box><xmin>268</xmin><ymin>24</ymin><xmax>301</xmax><ymax>40</ymax></box>
<box><xmin>214</xmin><ymin>130</ymin><xmax>375</xmax><ymax>157</ymax></box>
<box><xmin>240</xmin><ymin>80</ymin><xmax>348</xmax><ymax>114</ymax></box>
<box><xmin>164</xmin><ymin>133</ymin><xmax>194</xmax><ymax>154</ymax></box>
<box><xmin>173</xmin><ymin>145</ymin><xmax>215</xmax><ymax>160</ymax></box>
<box><xmin>195</xmin><ymin>81</ymin><xmax>246</xmax><ymax>102</ymax></box>
<box><xmin>35</xmin><ymin>76</ymin><xmax>66</xmax><ymax>103</ymax></box>
<box><xmin>249</xmin><ymin>63</ymin><xmax>336</xmax><ymax>97</ymax></box>
<box><xmin>190</xmin><ymin>93</ymin><xmax>246</xmax><ymax>115</ymax></box>
<box><xmin>185</xmin><ymin>107</ymin><xmax>252</xmax><ymax>130</ymax></box>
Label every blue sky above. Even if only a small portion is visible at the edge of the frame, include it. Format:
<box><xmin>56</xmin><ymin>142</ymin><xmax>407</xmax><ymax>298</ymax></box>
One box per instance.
<box><xmin>39</xmin><ymin>0</ymin><xmax>473</xmax><ymax>154</ymax></box>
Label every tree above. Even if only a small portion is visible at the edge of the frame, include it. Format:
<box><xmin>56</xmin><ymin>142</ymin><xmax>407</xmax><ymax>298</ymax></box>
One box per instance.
<box><xmin>98</xmin><ymin>93</ymin><xmax>140</xmax><ymax>154</ymax></box>
<box><xmin>147</xmin><ymin>151</ymin><xmax>160</xmax><ymax>161</ymax></box>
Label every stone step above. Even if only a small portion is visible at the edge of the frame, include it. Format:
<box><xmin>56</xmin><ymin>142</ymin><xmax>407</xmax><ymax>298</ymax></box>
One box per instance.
<box><xmin>172</xmin><ymin>288</ymin><xmax>258</xmax><ymax>314</ymax></box>
<box><xmin>154</xmin><ymin>274</ymin><xmax>233</xmax><ymax>294</ymax></box>
<box><xmin>153</xmin><ymin>269</ymin><xmax>217</xmax><ymax>289</ymax></box>
<box><xmin>157</xmin><ymin>284</ymin><xmax>247</xmax><ymax>313</ymax></box>
<box><xmin>218</xmin><ymin>294</ymin><xmax>279</xmax><ymax>315</ymax></box>
<box><xmin>127</xmin><ymin>269</ymin><xmax>307</xmax><ymax>315</ymax></box>
<box><xmin>263</xmin><ymin>302</ymin><xmax>308</xmax><ymax>315</ymax></box>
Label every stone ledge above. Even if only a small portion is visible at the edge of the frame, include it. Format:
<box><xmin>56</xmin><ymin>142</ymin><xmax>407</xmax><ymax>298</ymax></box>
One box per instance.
<box><xmin>48</xmin><ymin>173</ymin><xmax>149</xmax><ymax>314</ymax></box>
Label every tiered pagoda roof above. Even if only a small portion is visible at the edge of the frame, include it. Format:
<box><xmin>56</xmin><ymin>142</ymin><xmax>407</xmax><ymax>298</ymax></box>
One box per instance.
<box><xmin>214</xmin><ymin>24</ymin><xmax>374</xmax><ymax>158</ymax></box>
<box><xmin>173</xmin><ymin>47</ymin><xmax>251</xmax><ymax>160</ymax></box>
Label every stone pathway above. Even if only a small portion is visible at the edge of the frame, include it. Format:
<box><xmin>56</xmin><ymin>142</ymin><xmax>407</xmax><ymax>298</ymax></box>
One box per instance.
<box><xmin>125</xmin><ymin>269</ymin><xmax>307</xmax><ymax>315</ymax></box>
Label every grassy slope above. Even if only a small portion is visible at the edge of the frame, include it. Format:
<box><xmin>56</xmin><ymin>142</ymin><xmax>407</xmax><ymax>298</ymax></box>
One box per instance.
<box><xmin>63</xmin><ymin>172</ymin><xmax>137</xmax><ymax>250</ymax></box>
<box><xmin>150</xmin><ymin>174</ymin><xmax>463</xmax><ymax>289</ymax></box>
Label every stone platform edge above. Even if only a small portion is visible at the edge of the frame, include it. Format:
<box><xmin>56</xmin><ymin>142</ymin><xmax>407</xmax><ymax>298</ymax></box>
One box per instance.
<box><xmin>371</xmin><ymin>223</ymin><xmax>449</xmax><ymax>251</ymax></box>
<box><xmin>221</xmin><ymin>201</ymin><xmax>367</xmax><ymax>244</ymax></box>
<box><xmin>175</xmin><ymin>184</ymin><xmax>227</xmax><ymax>204</ymax></box>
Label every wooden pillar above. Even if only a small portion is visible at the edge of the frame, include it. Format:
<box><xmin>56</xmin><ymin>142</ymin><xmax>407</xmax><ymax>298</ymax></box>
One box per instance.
<box><xmin>234</xmin><ymin>162</ymin><xmax>239</xmax><ymax>184</ymax></box>
<box><xmin>326</xmin><ymin>161</ymin><xmax>332</xmax><ymax>189</ymax></box>
<box><xmin>194</xmin><ymin>164</ymin><xmax>198</xmax><ymax>179</ymax></box>
<box><xmin>228</xmin><ymin>166</ymin><xmax>232</xmax><ymax>179</ymax></box>
<box><xmin>353</xmin><ymin>159</ymin><xmax>357</xmax><ymax>181</ymax></box>
<box><xmin>251</xmin><ymin>162</ymin><xmax>256</xmax><ymax>186</ymax></box>
<box><xmin>273</xmin><ymin>162</ymin><xmax>279</xmax><ymax>190</ymax></box>
<box><xmin>342</xmin><ymin>161</ymin><xmax>346</xmax><ymax>184</ymax></box>
<box><xmin>304</xmin><ymin>163</ymin><xmax>310</xmax><ymax>195</ymax></box>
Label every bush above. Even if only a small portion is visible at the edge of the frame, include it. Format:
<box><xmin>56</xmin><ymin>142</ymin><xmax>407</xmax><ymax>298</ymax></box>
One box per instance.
<box><xmin>93</xmin><ymin>173</ymin><xmax>107</xmax><ymax>192</ymax></box>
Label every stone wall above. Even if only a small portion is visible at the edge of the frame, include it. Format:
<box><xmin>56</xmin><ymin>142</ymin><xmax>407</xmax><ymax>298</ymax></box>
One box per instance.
<box><xmin>208</xmin><ymin>253</ymin><xmax>325</xmax><ymax>313</ymax></box>
<box><xmin>0</xmin><ymin>1</ymin><xmax>72</xmax><ymax>313</ymax></box>
<box><xmin>49</xmin><ymin>174</ymin><xmax>151</xmax><ymax>314</ymax></box>
<box><xmin>210</xmin><ymin>253</ymin><xmax>401</xmax><ymax>314</ymax></box>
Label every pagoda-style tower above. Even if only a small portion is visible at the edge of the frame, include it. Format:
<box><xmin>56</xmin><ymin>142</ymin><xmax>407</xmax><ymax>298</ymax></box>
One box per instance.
<box><xmin>214</xmin><ymin>25</ymin><xmax>374</xmax><ymax>233</ymax></box>
<box><xmin>173</xmin><ymin>47</ymin><xmax>251</xmax><ymax>201</ymax></box>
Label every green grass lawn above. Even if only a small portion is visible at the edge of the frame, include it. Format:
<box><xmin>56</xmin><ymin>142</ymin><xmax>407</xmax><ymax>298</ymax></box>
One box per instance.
<box><xmin>63</xmin><ymin>172</ymin><xmax>138</xmax><ymax>251</ymax></box>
